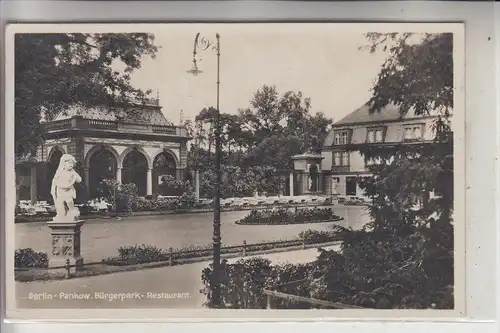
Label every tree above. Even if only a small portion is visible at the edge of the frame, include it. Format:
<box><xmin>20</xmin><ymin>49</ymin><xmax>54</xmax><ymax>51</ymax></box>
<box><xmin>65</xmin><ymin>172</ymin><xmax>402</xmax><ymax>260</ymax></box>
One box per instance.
<box><xmin>189</xmin><ymin>85</ymin><xmax>333</xmax><ymax>198</ymax></box>
<box><xmin>245</xmin><ymin>134</ymin><xmax>302</xmax><ymax>171</ymax></box>
<box><xmin>195</xmin><ymin>107</ymin><xmax>218</xmax><ymax>158</ymax></box>
<box><xmin>311</xmin><ymin>32</ymin><xmax>455</xmax><ymax>308</ymax></box>
<box><xmin>15</xmin><ymin>33</ymin><xmax>158</xmax><ymax>155</ymax></box>
<box><xmin>365</xmin><ymin>33</ymin><xmax>453</xmax><ymax>116</ymax></box>
<box><xmin>362</xmin><ymin>32</ymin><xmax>453</xmax><ymax>223</ymax></box>
<box><xmin>303</xmin><ymin>112</ymin><xmax>333</xmax><ymax>153</ymax></box>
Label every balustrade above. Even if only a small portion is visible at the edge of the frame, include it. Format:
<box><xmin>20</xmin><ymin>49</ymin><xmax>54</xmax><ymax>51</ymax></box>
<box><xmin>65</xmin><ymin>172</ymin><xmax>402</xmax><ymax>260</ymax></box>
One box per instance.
<box><xmin>87</xmin><ymin>119</ymin><xmax>118</xmax><ymax>130</ymax></box>
<box><xmin>44</xmin><ymin>117</ymin><xmax>182</xmax><ymax>136</ymax></box>
<box><xmin>152</xmin><ymin>125</ymin><xmax>177</xmax><ymax>134</ymax></box>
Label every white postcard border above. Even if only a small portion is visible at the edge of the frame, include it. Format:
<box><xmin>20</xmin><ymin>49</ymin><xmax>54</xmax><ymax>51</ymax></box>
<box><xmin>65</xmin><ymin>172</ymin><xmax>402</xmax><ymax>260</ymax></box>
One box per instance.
<box><xmin>3</xmin><ymin>21</ymin><xmax>467</xmax><ymax>322</ymax></box>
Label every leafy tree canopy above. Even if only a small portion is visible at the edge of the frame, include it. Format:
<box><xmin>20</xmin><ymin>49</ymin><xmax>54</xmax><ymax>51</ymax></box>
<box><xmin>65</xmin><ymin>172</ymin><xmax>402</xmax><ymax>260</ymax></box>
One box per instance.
<box><xmin>366</xmin><ymin>33</ymin><xmax>453</xmax><ymax>117</ymax></box>
<box><xmin>15</xmin><ymin>33</ymin><xmax>158</xmax><ymax>155</ymax></box>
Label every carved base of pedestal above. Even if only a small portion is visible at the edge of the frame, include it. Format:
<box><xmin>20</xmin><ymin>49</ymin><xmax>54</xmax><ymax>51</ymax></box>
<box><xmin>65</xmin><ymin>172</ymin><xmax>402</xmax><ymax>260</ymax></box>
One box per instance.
<box><xmin>46</xmin><ymin>220</ymin><xmax>85</xmax><ymax>271</ymax></box>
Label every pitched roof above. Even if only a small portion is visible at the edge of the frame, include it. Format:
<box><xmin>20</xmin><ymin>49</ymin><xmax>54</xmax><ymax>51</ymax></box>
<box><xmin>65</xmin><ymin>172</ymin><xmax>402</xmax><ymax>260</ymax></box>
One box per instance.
<box><xmin>53</xmin><ymin>103</ymin><xmax>171</xmax><ymax>126</ymax></box>
<box><xmin>333</xmin><ymin>103</ymin><xmax>404</xmax><ymax>126</ymax></box>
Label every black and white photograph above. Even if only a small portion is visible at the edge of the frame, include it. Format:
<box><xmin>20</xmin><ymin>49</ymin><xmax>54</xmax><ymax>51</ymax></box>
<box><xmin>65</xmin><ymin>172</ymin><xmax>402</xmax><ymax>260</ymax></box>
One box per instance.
<box><xmin>5</xmin><ymin>23</ymin><xmax>465</xmax><ymax>319</ymax></box>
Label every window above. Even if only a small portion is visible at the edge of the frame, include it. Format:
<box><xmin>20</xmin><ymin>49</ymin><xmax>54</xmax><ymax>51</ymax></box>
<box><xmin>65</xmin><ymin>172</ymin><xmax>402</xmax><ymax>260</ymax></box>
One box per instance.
<box><xmin>334</xmin><ymin>152</ymin><xmax>341</xmax><ymax>165</ymax></box>
<box><xmin>334</xmin><ymin>133</ymin><xmax>341</xmax><ymax>145</ymax></box>
<box><xmin>367</xmin><ymin>131</ymin><xmax>375</xmax><ymax>143</ymax></box>
<box><xmin>342</xmin><ymin>152</ymin><xmax>349</xmax><ymax>166</ymax></box>
<box><xmin>412</xmin><ymin>126</ymin><xmax>422</xmax><ymax>139</ymax></box>
<box><xmin>403</xmin><ymin>124</ymin><xmax>423</xmax><ymax>141</ymax></box>
<box><xmin>367</xmin><ymin>128</ymin><xmax>385</xmax><ymax>143</ymax></box>
<box><xmin>333</xmin><ymin>151</ymin><xmax>349</xmax><ymax>166</ymax></box>
<box><xmin>334</xmin><ymin>131</ymin><xmax>349</xmax><ymax>145</ymax></box>
<box><xmin>341</xmin><ymin>132</ymin><xmax>348</xmax><ymax>144</ymax></box>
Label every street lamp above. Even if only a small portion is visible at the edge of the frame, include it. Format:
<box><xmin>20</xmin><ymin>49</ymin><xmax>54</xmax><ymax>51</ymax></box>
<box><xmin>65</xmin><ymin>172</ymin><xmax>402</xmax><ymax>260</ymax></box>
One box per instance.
<box><xmin>187</xmin><ymin>32</ymin><xmax>222</xmax><ymax>308</ymax></box>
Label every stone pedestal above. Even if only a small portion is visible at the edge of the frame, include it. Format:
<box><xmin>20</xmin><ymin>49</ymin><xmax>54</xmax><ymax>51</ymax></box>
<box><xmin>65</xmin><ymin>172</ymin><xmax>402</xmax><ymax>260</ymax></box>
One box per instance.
<box><xmin>46</xmin><ymin>220</ymin><xmax>85</xmax><ymax>270</ymax></box>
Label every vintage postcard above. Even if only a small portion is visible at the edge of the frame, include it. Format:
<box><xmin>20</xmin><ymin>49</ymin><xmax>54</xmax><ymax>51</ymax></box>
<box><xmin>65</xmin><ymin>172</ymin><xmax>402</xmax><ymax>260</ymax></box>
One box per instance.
<box><xmin>4</xmin><ymin>22</ymin><xmax>465</xmax><ymax>320</ymax></box>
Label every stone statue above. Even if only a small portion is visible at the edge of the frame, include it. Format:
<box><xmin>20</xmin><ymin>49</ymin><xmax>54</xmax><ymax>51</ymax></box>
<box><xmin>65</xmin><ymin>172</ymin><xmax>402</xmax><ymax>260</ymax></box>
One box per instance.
<box><xmin>308</xmin><ymin>176</ymin><xmax>313</xmax><ymax>191</ymax></box>
<box><xmin>50</xmin><ymin>154</ymin><xmax>82</xmax><ymax>222</ymax></box>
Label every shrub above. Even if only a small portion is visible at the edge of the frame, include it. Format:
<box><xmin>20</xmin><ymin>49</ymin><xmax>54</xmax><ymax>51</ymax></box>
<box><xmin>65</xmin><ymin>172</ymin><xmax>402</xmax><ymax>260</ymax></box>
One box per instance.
<box><xmin>159</xmin><ymin>175</ymin><xmax>194</xmax><ymax>197</ymax></box>
<box><xmin>298</xmin><ymin>226</ymin><xmax>349</xmax><ymax>244</ymax></box>
<box><xmin>15</xmin><ymin>248</ymin><xmax>48</xmax><ymax>268</ymax></box>
<box><xmin>78</xmin><ymin>204</ymin><xmax>92</xmax><ymax>216</ymax></box>
<box><xmin>100</xmin><ymin>179</ymin><xmax>138</xmax><ymax>214</ymax></box>
<box><xmin>200</xmin><ymin>257</ymin><xmax>315</xmax><ymax>309</ymax></box>
<box><xmin>237</xmin><ymin>207</ymin><xmax>342</xmax><ymax>225</ymax></box>
<box><xmin>298</xmin><ymin>230</ymin><xmax>337</xmax><ymax>244</ymax></box>
<box><xmin>130</xmin><ymin>194</ymin><xmax>196</xmax><ymax>213</ymax></box>
<box><xmin>305</xmin><ymin>227</ymin><xmax>453</xmax><ymax>309</ymax></box>
<box><xmin>131</xmin><ymin>196</ymin><xmax>156</xmax><ymax>212</ymax></box>
<box><xmin>109</xmin><ymin>244</ymin><xmax>166</xmax><ymax>265</ymax></box>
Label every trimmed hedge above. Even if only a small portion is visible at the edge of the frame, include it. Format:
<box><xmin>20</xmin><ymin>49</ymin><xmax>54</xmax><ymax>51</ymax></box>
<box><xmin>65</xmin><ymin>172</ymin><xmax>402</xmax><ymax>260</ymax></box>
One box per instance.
<box><xmin>236</xmin><ymin>207</ymin><xmax>343</xmax><ymax>225</ymax></box>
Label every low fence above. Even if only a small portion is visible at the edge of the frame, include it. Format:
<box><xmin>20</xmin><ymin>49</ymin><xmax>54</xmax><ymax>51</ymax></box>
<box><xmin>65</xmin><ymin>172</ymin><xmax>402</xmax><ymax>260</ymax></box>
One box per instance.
<box><xmin>15</xmin><ymin>238</ymin><xmax>342</xmax><ymax>274</ymax></box>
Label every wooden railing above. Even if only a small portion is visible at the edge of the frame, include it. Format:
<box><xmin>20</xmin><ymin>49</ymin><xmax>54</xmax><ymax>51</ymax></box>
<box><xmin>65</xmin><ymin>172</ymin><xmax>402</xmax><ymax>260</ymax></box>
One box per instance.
<box><xmin>264</xmin><ymin>279</ymin><xmax>365</xmax><ymax>309</ymax></box>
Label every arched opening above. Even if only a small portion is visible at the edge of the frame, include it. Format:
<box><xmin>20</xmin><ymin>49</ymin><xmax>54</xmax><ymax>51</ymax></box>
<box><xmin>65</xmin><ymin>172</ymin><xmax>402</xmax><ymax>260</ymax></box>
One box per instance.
<box><xmin>153</xmin><ymin>152</ymin><xmax>177</xmax><ymax>195</ymax></box>
<box><xmin>122</xmin><ymin>149</ymin><xmax>148</xmax><ymax>196</ymax></box>
<box><xmin>89</xmin><ymin>149</ymin><xmax>117</xmax><ymax>199</ymax></box>
<box><xmin>309</xmin><ymin>164</ymin><xmax>319</xmax><ymax>192</ymax></box>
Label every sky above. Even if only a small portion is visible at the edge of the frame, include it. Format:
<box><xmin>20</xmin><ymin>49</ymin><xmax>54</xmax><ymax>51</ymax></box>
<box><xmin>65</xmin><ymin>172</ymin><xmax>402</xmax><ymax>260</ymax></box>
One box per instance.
<box><xmin>126</xmin><ymin>24</ymin><xmax>391</xmax><ymax>125</ymax></box>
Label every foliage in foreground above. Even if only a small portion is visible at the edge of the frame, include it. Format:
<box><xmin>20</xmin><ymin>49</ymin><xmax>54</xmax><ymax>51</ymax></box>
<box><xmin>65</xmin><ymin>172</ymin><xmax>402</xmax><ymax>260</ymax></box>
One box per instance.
<box><xmin>201</xmin><ymin>258</ymin><xmax>315</xmax><ymax>309</ymax></box>
<box><xmin>200</xmin><ymin>224</ymin><xmax>452</xmax><ymax>310</ymax></box>
<box><xmin>15</xmin><ymin>248</ymin><xmax>49</xmax><ymax>268</ymax></box>
<box><xmin>200</xmin><ymin>32</ymin><xmax>454</xmax><ymax>310</ymax></box>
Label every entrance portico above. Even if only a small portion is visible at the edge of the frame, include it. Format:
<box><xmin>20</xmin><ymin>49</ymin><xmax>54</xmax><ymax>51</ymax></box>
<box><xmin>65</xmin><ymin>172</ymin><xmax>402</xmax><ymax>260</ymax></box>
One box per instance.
<box><xmin>291</xmin><ymin>153</ymin><xmax>325</xmax><ymax>196</ymax></box>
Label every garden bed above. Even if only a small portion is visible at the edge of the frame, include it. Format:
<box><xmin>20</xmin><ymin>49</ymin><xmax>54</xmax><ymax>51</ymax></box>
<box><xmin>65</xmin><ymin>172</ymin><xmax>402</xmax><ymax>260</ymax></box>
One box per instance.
<box><xmin>236</xmin><ymin>207</ymin><xmax>343</xmax><ymax>225</ymax></box>
<box><xmin>15</xmin><ymin>229</ymin><xmax>344</xmax><ymax>282</ymax></box>
<box><xmin>15</xmin><ymin>240</ymin><xmax>342</xmax><ymax>282</ymax></box>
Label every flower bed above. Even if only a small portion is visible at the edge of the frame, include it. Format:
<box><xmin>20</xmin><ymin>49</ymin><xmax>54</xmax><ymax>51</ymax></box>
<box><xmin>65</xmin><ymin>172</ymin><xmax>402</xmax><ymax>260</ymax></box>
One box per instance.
<box><xmin>236</xmin><ymin>207</ymin><xmax>343</xmax><ymax>225</ymax></box>
<box><xmin>14</xmin><ymin>228</ymin><xmax>344</xmax><ymax>283</ymax></box>
<box><xmin>100</xmin><ymin>229</ymin><xmax>343</xmax><ymax>267</ymax></box>
<box><xmin>102</xmin><ymin>240</ymin><xmax>301</xmax><ymax>266</ymax></box>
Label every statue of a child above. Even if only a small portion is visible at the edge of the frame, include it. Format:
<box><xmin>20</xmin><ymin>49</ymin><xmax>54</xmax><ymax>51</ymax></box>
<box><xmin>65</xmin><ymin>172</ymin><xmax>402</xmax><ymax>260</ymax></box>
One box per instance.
<box><xmin>51</xmin><ymin>154</ymin><xmax>82</xmax><ymax>222</ymax></box>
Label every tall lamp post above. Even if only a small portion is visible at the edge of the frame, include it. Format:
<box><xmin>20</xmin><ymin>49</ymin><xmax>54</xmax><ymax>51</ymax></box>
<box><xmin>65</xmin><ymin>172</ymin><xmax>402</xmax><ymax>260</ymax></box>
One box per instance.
<box><xmin>186</xmin><ymin>32</ymin><xmax>222</xmax><ymax>308</ymax></box>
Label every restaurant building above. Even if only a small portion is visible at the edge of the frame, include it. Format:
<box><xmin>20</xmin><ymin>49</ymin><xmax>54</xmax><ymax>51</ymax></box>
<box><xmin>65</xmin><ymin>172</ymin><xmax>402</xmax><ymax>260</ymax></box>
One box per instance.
<box><xmin>15</xmin><ymin>99</ymin><xmax>191</xmax><ymax>204</ymax></box>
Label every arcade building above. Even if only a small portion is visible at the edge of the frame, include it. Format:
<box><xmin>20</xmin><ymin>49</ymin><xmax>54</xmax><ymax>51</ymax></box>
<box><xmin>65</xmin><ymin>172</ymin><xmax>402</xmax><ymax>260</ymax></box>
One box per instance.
<box><xmin>16</xmin><ymin>99</ymin><xmax>191</xmax><ymax>204</ymax></box>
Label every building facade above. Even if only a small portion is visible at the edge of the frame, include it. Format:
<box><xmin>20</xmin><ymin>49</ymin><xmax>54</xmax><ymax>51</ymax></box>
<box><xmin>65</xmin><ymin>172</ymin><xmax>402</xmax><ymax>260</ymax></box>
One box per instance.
<box><xmin>319</xmin><ymin>103</ymin><xmax>439</xmax><ymax>199</ymax></box>
<box><xmin>16</xmin><ymin>100</ymin><xmax>191</xmax><ymax>204</ymax></box>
